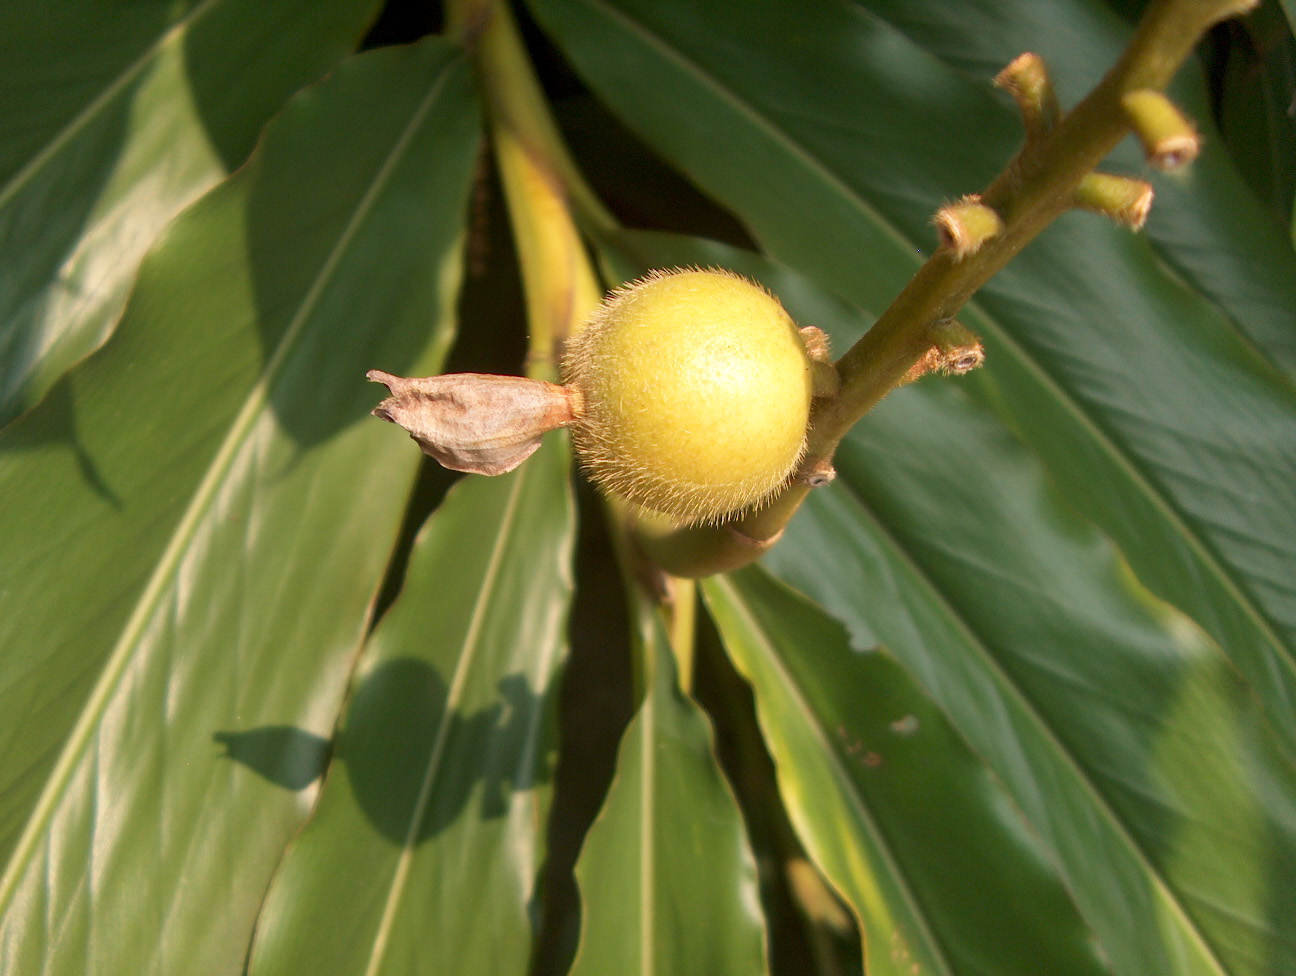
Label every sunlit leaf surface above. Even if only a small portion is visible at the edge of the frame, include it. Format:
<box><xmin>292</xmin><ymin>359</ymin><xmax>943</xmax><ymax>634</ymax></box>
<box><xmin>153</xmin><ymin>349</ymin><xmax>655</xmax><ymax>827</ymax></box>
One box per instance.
<box><xmin>0</xmin><ymin>38</ymin><xmax>479</xmax><ymax>976</ymax></box>
<box><xmin>0</xmin><ymin>0</ymin><xmax>384</xmax><ymax>424</ymax></box>
<box><xmin>5</xmin><ymin>1</ymin><xmax>1294</xmax><ymax>972</ymax></box>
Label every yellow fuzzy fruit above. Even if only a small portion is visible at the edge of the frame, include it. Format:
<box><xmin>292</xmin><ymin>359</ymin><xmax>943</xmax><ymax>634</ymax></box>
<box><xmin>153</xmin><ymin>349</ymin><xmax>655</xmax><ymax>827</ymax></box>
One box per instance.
<box><xmin>562</xmin><ymin>268</ymin><xmax>813</xmax><ymax>524</ymax></box>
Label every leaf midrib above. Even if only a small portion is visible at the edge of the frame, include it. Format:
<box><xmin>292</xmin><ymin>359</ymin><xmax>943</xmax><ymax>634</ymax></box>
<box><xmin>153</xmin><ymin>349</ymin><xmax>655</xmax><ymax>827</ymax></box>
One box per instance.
<box><xmin>574</xmin><ymin>0</ymin><xmax>1296</xmax><ymax>687</ymax></box>
<box><xmin>639</xmin><ymin>635</ymin><xmax>656</xmax><ymax>976</ymax></box>
<box><xmin>0</xmin><ymin>55</ymin><xmax>460</xmax><ymax>919</ymax></box>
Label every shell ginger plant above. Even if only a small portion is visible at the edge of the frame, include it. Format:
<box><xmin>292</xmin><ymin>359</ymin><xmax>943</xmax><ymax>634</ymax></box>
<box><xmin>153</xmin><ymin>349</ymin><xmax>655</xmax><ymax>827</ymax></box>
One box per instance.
<box><xmin>0</xmin><ymin>1</ymin><xmax>1294</xmax><ymax>975</ymax></box>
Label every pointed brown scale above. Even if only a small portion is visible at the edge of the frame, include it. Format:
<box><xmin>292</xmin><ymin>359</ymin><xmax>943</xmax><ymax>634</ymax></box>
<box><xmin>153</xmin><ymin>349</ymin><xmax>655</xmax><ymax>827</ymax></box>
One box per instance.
<box><xmin>366</xmin><ymin>370</ymin><xmax>580</xmax><ymax>476</ymax></box>
<box><xmin>799</xmin><ymin>325</ymin><xmax>841</xmax><ymax>398</ymax></box>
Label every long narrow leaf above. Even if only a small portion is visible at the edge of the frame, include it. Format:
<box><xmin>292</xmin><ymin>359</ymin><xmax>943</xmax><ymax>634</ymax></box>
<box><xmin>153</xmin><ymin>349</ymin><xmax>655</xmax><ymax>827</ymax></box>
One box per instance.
<box><xmin>704</xmin><ymin>566</ymin><xmax>1111</xmax><ymax>976</ymax></box>
<box><xmin>248</xmin><ymin>438</ymin><xmax>574</xmax><ymax>976</ymax></box>
<box><xmin>568</xmin><ymin>595</ymin><xmax>768</xmax><ymax>976</ymax></box>
<box><xmin>0</xmin><ymin>0</ymin><xmax>384</xmax><ymax>425</ymax></box>
<box><xmin>0</xmin><ymin>38</ymin><xmax>479</xmax><ymax>976</ymax></box>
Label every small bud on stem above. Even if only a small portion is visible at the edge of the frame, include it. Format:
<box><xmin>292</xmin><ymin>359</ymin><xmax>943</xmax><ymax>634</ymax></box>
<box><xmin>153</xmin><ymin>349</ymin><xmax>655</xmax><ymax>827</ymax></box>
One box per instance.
<box><xmin>902</xmin><ymin>320</ymin><xmax>985</xmax><ymax>384</ymax></box>
<box><xmin>798</xmin><ymin>325</ymin><xmax>832</xmax><ymax>364</ymax></box>
<box><xmin>934</xmin><ymin>196</ymin><xmax>1005</xmax><ymax>259</ymax></box>
<box><xmin>795</xmin><ymin>456</ymin><xmax>837</xmax><ymax>488</ymax></box>
<box><xmin>800</xmin><ymin>326</ymin><xmax>841</xmax><ymax>398</ymax></box>
<box><xmin>1073</xmin><ymin>172</ymin><xmax>1154</xmax><ymax>229</ymax></box>
<box><xmin>1120</xmin><ymin>89</ymin><xmax>1201</xmax><ymax>169</ymax></box>
<box><xmin>994</xmin><ymin>53</ymin><xmax>1061</xmax><ymax>140</ymax></box>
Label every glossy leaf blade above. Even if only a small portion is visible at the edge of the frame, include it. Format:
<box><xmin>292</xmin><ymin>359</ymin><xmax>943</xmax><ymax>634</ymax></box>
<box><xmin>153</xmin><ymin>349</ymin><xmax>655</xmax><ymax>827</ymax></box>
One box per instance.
<box><xmin>568</xmin><ymin>596</ymin><xmax>767</xmax><ymax>976</ymax></box>
<box><xmin>704</xmin><ymin>567</ymin><xmax>1111</xmax><ymax>976</ymax></box>
<box><xmin>0</xmin><ymin>39</ymin><xmax>479</xmax><ymax>976</ymax></box>
<box><xmin>248</xmin><ymin>437</ymin><xmax>574</xmax><ymax>976</ymax></box>
<box><xmin>528</xmin><ymin>0</ymin><xmax>1296</xmax><ymax>763</ymax></box>
<box><xmin>0</xmin><ymin>0</ymin><xmax>383</xmax><ymax>425</ymax></box>
<box><xmin>763</xmin><ymin>383</ymin><xmax>1296</xmax><ymax>976</ymax></box>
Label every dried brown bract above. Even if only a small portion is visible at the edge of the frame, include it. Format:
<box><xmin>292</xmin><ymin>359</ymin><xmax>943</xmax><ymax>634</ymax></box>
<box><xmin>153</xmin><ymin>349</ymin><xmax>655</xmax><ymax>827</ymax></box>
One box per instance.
<box><xmin>367</xmin><ymin>370</ymin><xmax>581</xmax><ymax>476</ymax></box>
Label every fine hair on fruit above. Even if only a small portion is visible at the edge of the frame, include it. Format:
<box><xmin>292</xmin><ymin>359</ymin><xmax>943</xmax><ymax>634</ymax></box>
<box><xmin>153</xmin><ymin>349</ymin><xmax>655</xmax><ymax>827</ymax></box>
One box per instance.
<box><xmin>562</xmin><ymin>268</ymin><xmax>814</xmax><ymax>524</ymax></box>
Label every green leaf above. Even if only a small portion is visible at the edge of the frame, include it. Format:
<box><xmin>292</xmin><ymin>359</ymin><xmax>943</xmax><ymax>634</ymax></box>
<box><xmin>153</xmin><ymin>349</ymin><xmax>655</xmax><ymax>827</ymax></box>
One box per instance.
<box><xmin>764</xmin><ymin>383</ymin><xmax>1296</xmax><ymax>976</ymax></box>
<box><xmin>0</xmin><ymin>38</ymin><xmax>479</xmax><ymax>976</ymax></box>
<box><xmin>568</xmin><ymin>593</ymin><xmax>768</xmax><ymax>976</ymax></box>
<box><xmin>704</xmin><ymin>566</ymin><xmax>1111</xmax><ymax>976</ymax></box>
<box><xmin>0</xmin><ymin>0</ymin><xmax>383</xmax><ymax>426</ymax></box>
<box><xmin>528</xmin><ymin>0</ymin><xmax>1296</xmax><ymax>774</ymax></box>
<box><xmin>247</xmin><ymin>437</ymin><xmax>574</xmax><ymax>975</ymax></box>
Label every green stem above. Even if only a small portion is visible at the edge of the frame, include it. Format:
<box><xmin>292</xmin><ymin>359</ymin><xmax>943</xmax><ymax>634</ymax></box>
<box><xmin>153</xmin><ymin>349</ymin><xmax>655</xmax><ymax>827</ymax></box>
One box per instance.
<box><xmin>643</xmin><ymin>0</ymin><xmax>1254</xmax><ymax>578</ymax></box>
<box><xmin>666</xmin><ymin>577</ymin><xmax>697</xmax><ymax>692</ymax></box>
<box><xmin>602</xmin><ymin>495</ymin><xmax>700</xmax><ymax>697</ymax></box>
<box><xmin>448</xmin><ymin>0</ymin><xmax>606</xmax><ymax>377</ymax></box>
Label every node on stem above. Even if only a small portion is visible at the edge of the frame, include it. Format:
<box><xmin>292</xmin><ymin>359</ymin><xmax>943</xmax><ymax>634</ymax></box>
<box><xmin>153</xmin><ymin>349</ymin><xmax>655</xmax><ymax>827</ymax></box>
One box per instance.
<box><xmin>902</xmin><ymin>320</ymin><xmax>986</xmax><ymax>385</ymax></box>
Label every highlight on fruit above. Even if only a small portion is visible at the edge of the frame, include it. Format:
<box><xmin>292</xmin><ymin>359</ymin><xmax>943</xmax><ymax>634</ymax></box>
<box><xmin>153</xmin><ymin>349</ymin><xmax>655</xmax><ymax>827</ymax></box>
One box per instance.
<box><xmin>368</xmin><ymin>267</ymin><xmax>821</xmax><ymax>525</ymax></box>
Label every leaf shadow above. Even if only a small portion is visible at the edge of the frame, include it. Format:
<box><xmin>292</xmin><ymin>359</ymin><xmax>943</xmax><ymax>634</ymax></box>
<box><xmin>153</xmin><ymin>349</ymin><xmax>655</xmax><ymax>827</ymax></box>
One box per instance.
<box><xmin>340</xmin><ymin>657</ymin><xmax>556</xmax><ymax>845</ymax></box>
<box><xmin>216</xmin><ymin>657</ymin><xmax>556</xmax><ymax>846</ymax></box>
<box><xmin>0</xmin><ymin>9</ymin><xmax>143</xmax><ymax>428</ymax></box>
<box><xmin>213</xmin><ymin>725</ymin><xmax>331</xmax><ymax>791</ymax></box>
